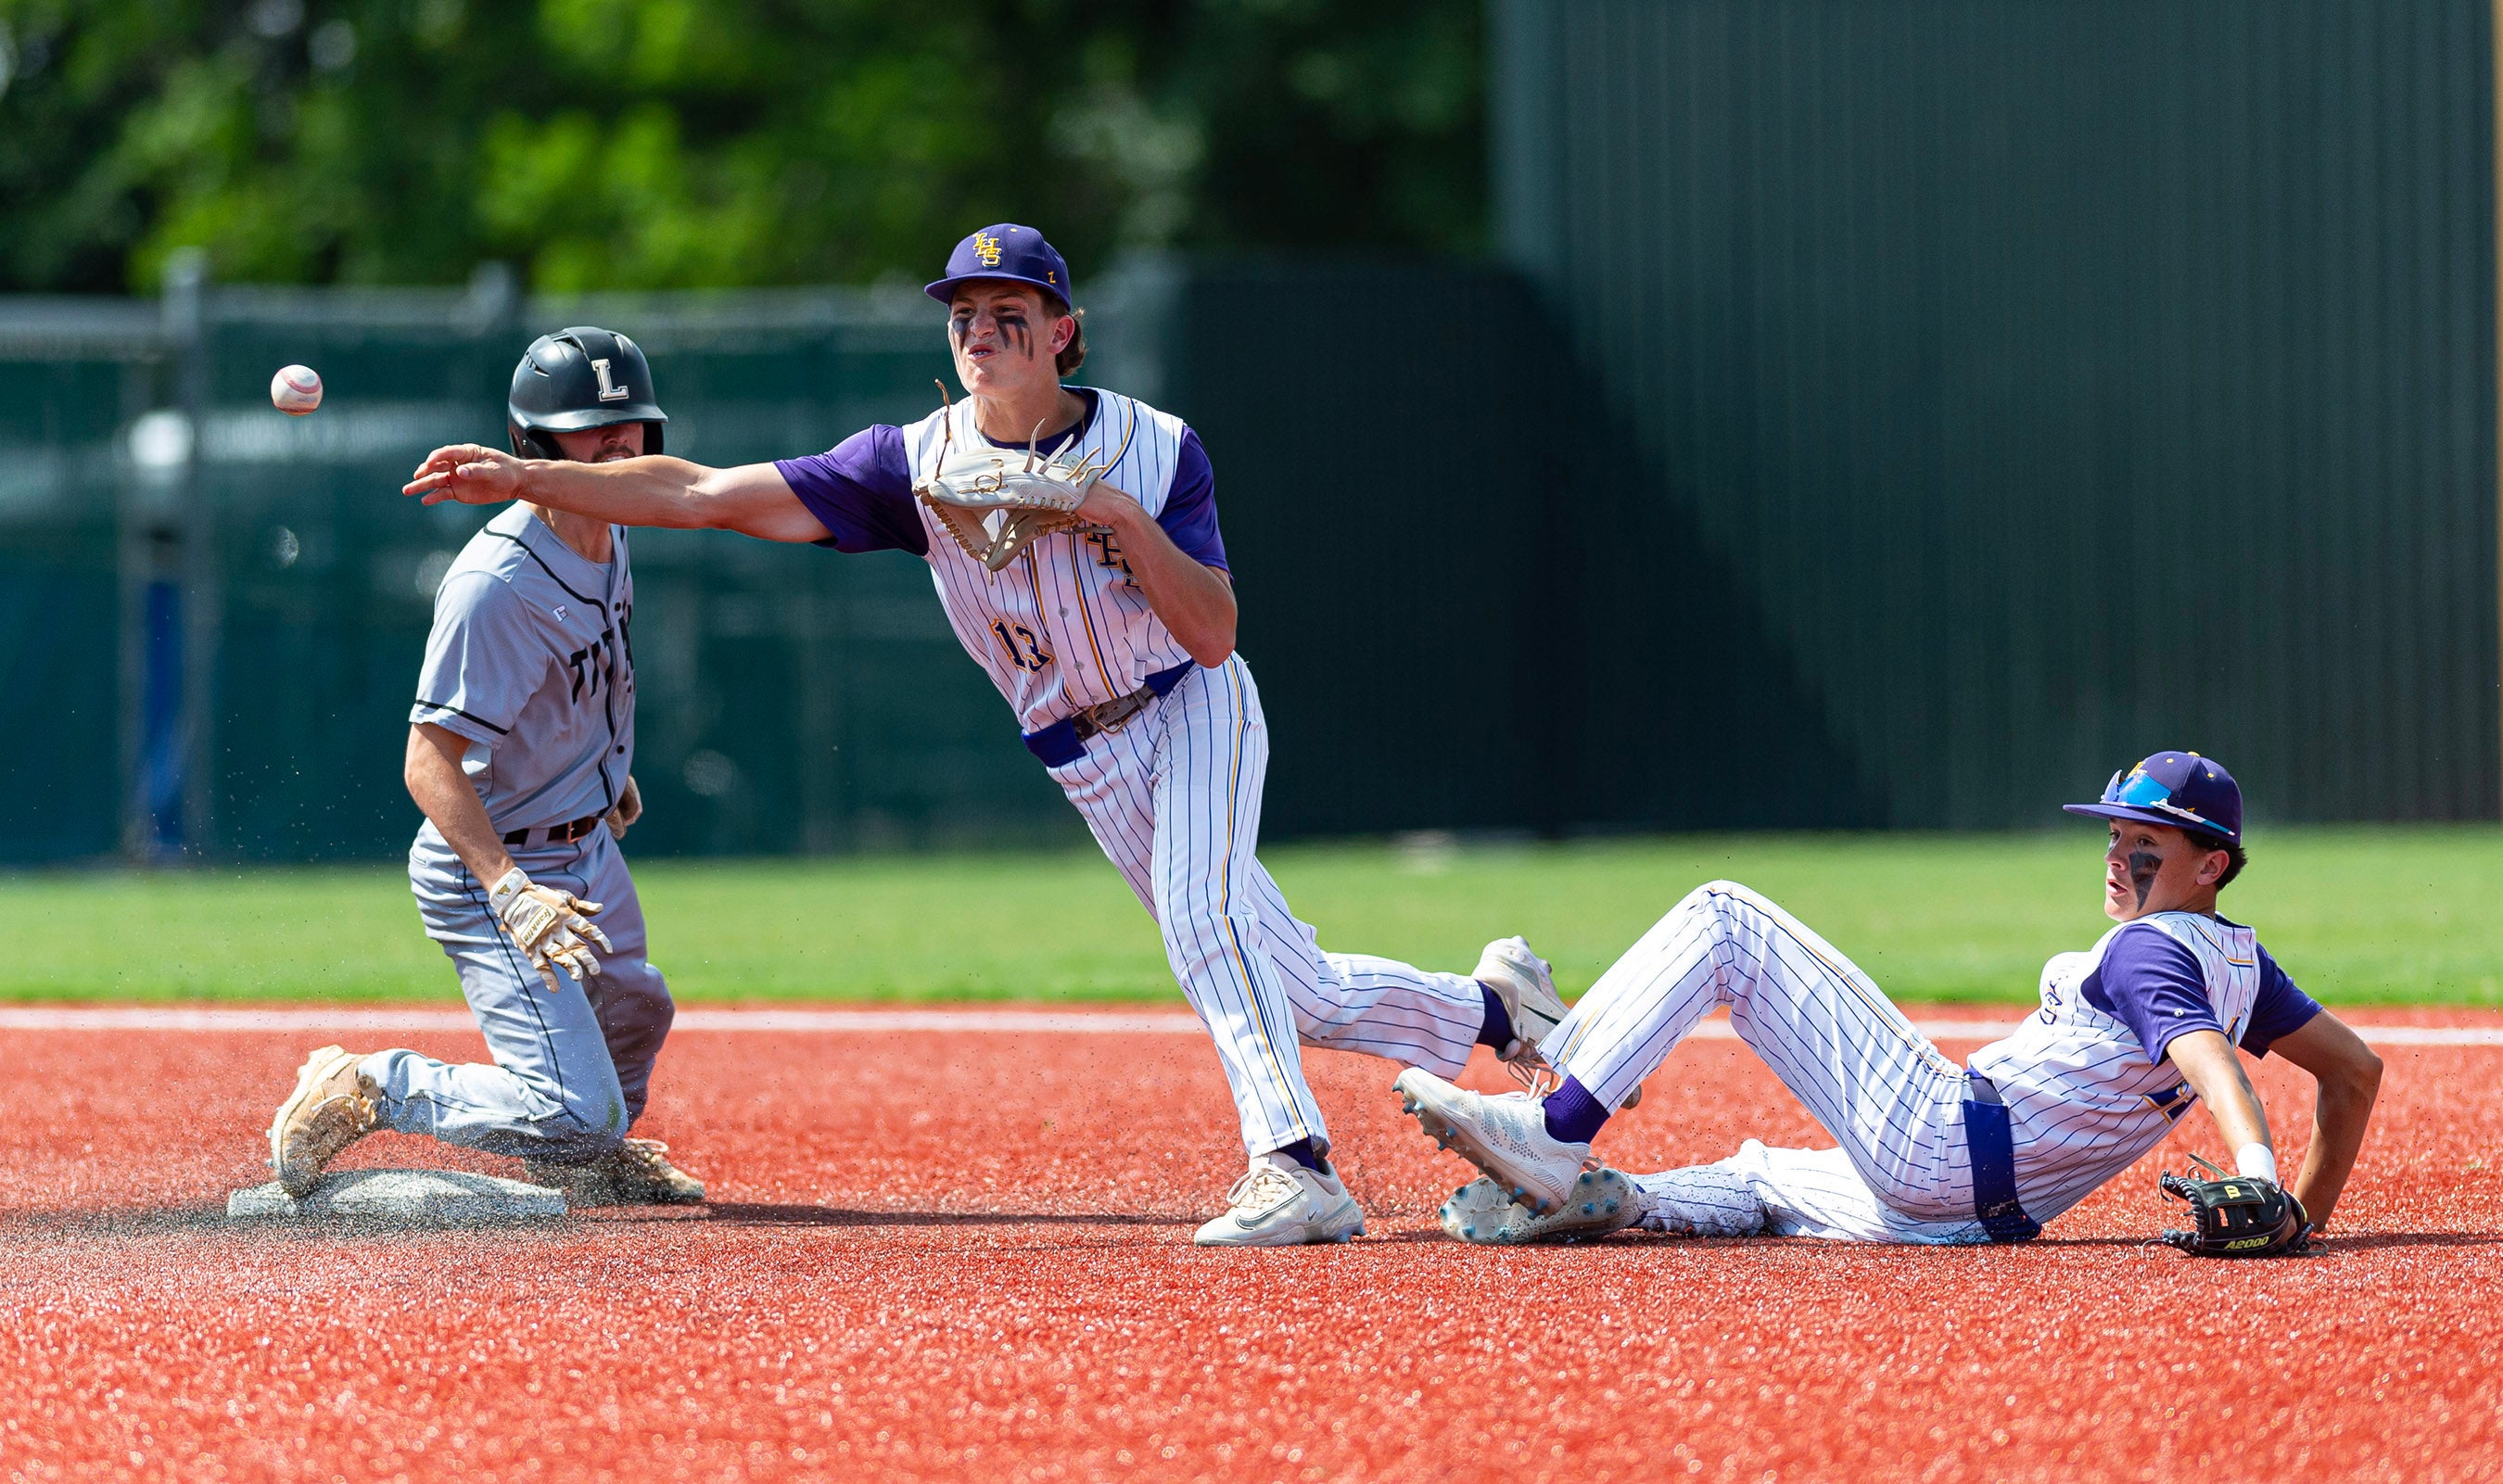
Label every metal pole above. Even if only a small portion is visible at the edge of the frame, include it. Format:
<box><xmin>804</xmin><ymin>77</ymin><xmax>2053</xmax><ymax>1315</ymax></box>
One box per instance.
<box><xmin>1491</xmin><ymin>0</ymin><xmax>1567</xmax><ymax>298</ymax></box>
<box><xmin>2494</xmin><ymin>0</ymin><xmax>2503</xmax><ymax>817</ymax></box>
<box><xmin>114</xmin><ymin>346</ymin><xmax>153</xmax><ymax>862</ymax></box>
<box><xmin>162</xmin><ymin>248</ymin><xmax>218</xmax><ymax>861</ymax></box>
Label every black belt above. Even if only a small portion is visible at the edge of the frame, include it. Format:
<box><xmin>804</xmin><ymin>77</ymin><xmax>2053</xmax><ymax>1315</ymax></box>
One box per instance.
<box><xmin>502</xmin><ymin>812</ymin><xmax>604</xmax><ymax>848</ymax></box>
<box><xmin>1963</xmin><ymin>1068</ymin><xmax>2041</xmax><ymax>1244</ymax></box>
<box><xmin>1022</xmin><ymin>662</ymin><xmax>1195</xmax><ymax>767</ymax></box>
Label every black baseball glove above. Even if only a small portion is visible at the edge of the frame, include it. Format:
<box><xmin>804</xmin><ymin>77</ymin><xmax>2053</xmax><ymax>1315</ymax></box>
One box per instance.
<box><xmin>2157</xmin><ymin>1159</ymin><xmax>2311</xmax><ymax>1257</ymax></box>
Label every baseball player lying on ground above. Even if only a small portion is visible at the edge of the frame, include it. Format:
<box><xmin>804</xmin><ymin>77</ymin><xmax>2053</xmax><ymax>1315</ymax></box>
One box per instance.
<box><xmin>265</xmin><ymin>328</ymin><xmax>704</xmax><ymax>1207</ymax></box>
<box><xmin>400</xmin><ymin>224</ymin><xmax>1567</xmax><ymax>1246</ymax></box>
<box><xmin>1395</xmin><ymin>752</ymin><xmax>2382</xmax><ymax>1252</ymax></box>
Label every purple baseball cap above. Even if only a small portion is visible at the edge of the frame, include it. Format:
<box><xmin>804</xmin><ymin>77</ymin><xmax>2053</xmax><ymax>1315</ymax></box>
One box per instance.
<box><xmin>925</xmin><ymin>224</ymin><xmax>1074</xmax><ymax>306</ymax></box>
<box><xmin>2064</xmin><ymin>751</ymin><xmax>2243</xmax><ymax>843</ymax></box>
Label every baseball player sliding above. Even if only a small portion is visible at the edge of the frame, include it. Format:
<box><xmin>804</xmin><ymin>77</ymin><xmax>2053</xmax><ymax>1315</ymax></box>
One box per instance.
<box><xmin>265</xmin><ymin>328</ymin><xmax>704</xmax><ymax>1207</ymax></box>
<box><xmin>401</xmin><ymin>225</ymin><xmax>1567</xmax><ymax>1245</ymax></box>
<box><xmin>1396</xmin><ymin>752</ymin><xmax>2383</xmax><ymax>1252</ymax></box>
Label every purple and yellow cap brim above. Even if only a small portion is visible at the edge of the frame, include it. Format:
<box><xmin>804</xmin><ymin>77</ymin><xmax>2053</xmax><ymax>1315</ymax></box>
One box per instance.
<box><xmin>2063</xmin><ymin>753</ymin><xmax>2242</xmax><ymax>843</ymax></box>
<box><xmin>924</xmin><ymin>270</ymin><xmax>1069</xmax><ymax>303</ymax></box>
<box><xmin>2060</xmin><ymin>801</ymin><xmax>2238</xmax><ymax>843</ymax></box>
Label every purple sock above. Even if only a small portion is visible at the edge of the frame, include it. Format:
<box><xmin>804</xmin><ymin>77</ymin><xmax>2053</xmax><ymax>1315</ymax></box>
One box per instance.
<box><xmin>1269</xmin><ymin>1137</ymin><xmax>1324</xmax><ymax>1172</ymax></box>
<box><xmin>1543</xmin><ymin>1076</ymin><xmax>1609</xmax><ymax>1145</ymax></box>
<box><xmin>1475</xmin><ymin>981</ymin><xmax>1517</xmax><ymax>1050</ymax></box>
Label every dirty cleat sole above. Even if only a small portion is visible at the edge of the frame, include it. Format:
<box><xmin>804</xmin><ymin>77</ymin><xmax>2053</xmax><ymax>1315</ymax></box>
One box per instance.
<box><xmin>1439</xmin><ymin>1170</ymin><xmax>1641</xmax><ymax>1245</ymax></box>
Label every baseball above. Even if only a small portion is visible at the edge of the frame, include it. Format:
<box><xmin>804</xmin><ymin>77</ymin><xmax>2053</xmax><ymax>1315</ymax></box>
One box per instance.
<box><xmin>271</xmin><ymin>364</ymin><xmax>324</xmax><ymax>416</ymax></box>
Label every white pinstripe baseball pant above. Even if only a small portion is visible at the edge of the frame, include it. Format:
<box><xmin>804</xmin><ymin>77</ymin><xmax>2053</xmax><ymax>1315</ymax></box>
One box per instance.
<box><xmin>1045</xmin><ymin>654</ymin><xmax>1485</xmax><ymax>1159</ymax></box>
<box><xmin>1547</xmin><ymin>881</ymin><xmax>1992</xmax><ymax>1243</ymax></box>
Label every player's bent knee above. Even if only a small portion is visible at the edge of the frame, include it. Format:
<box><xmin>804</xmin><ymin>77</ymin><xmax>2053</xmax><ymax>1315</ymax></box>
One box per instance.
<box><xmin>535</xmin><ymin>1092</ymin><xmax>630</xmax><ymax>1162</ymax></box>
<box><xmin>1654</xmin><ymin>880</ymin><xmax>1751</xmax><ymax>936</ymax></box>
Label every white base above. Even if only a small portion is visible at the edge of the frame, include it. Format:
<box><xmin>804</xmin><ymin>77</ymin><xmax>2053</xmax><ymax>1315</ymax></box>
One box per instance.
<box><xmin>228</xmin><ymin>1168</ymin><xmax>566</xmax><ymax>1223</ymax></box>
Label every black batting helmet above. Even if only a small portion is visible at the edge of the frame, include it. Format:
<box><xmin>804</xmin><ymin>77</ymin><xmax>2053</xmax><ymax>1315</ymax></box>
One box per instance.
<box><xmin>506</xmin><ymin>326</ymin><xmax>668</xmax><ymax>459</ymax></box>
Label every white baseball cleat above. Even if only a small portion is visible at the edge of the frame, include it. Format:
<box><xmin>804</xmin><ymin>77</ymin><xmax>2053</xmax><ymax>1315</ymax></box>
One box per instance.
<box><xmin>1474</xmin><ymin>936</ymin><xmax>1566</xmax><ymax>1072</ymax></box>
<box><xmin>1475</xmin><ymin>935</ymin><xmax>1639</xmax><ymax>1107</ymax></box>
<box><xmin>267</xmin><ymin>1045</ymin><xmax>378</xmax><ymax>1197</ymax></box>
<box><xmin>1439</xmin><ymin>1169</ymin><xmax>1641</xmax><ymax>1245</ymax></box>
<box><xmin>1192</xmin><ymin>1154</ymin><xmax>1366</xmax><ymax>1247</ymax></box>
<box><xmin>1393</xmin><ymin>1066</ymin><xmax>1589</xmax><ymax>1215</ymax></box>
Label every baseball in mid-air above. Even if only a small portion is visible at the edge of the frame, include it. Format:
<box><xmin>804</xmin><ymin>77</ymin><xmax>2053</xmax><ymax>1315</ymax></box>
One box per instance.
<box><xmin>271</xmin><ymin>364</ymin><xmax>324</xmax><ymax>415</ymax></box>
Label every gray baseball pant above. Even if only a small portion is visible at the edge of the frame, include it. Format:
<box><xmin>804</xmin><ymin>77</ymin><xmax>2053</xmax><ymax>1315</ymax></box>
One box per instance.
<box><xmin>362</xmin><ymin>825</ymin><xmax>674</xmax><ymax>1164</ymax></box>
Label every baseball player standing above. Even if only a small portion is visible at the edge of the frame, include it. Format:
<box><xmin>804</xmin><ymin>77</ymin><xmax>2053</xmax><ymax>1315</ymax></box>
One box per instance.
<box><xmin>265</xmin><ymin>328</ymin><xmax>705</xmax><ymax>1207</ymax></box>
<box><xmin>1395</xmin><ymin>752</ymin><xmax>2383</xmax><ymax>1251</ymax></box>
<box><xmin>401</xmin><ymin>225</ymin><xmax>1568</xmax><ymax>1245</ymax></box>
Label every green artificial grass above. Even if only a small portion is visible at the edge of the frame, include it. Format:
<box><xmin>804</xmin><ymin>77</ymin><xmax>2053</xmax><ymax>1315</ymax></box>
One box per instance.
<box><xmin>0</xmin><ymin>827</ymin><xmax>2496</xmax><ymax>1005</ymax></box>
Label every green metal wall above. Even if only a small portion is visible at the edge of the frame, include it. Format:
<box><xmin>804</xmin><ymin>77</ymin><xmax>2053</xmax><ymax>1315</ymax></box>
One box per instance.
<box><xmin>1494</xmin><ymin>0</ymin><xmax>2503</xmax><ymax>826</ymax></box>
<box><xmin>0</xmin><ymin>344</ymin><xmax>131</xmax><ymax>860</ymax></box>
<box><xmin>1160</xmin><ymin>260</ymin><xmax>1871</xmax><ymax>839</ymax></box>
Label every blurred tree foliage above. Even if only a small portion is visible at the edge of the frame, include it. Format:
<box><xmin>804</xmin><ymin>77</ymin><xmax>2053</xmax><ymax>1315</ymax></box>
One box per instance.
<box><xmin>0</xmin><ymin>0</ymin><xmax>1483</xmax><ymax>294</ymax></box>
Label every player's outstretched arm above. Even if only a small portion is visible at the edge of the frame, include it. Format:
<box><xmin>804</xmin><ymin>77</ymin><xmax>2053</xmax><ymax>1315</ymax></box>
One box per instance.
<box><xmin>2258</xmin><ymin>1012</ymin><xmax>2382</xmax><ymax>1228</ymax></box>
<box><xmin>1072</xmin><ymin>482</ymin><xmax>1237</xmax><ymax>667</ymax></box>
<box><xmin>403</xmin><ymin>445</ymin><xmax>832</xmax><ymax>544</ymax></box>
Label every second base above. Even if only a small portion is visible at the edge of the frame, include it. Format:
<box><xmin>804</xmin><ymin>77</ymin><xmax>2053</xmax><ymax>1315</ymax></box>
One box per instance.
<box><xmin>228</xmin><ymin>1167</ymin><xmax>566</xmax><ymax>1223</ymax></box>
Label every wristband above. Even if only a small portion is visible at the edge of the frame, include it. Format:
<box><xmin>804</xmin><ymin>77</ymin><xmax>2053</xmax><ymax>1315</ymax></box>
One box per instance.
<box><xmin>488</xmin><ymin>867</ymin><xmax>531</xmax><ymax>913</ymax></box>
<box><xmin>2234</xmin><ymin>1143</ymin><xmax>2278</xmax><ymax>1184</ymax></box>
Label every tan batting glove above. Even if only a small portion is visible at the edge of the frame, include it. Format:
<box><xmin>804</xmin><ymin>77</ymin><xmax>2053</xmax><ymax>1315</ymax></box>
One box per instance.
<box><xmin>487</xmin><ymin>867</ymin><xmax>614</xmax><ymax>993</ymax></box>
<box><xmin>604</xmin><ymin>775</ymin><xmax>642</xmax><ymax>843</ymax></box>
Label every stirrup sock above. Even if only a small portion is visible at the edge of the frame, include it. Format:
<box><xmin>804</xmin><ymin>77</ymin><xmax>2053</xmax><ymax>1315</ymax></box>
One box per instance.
<box><xmin>1542</xmin><ymin>1075</ymin><xmax>1609</xmax><ymax>1145</ymax></box>
<box><xmin>1474</xmin><ymin>982</ymin><xmax>1517</xmax><ymax>1050</ymax></box>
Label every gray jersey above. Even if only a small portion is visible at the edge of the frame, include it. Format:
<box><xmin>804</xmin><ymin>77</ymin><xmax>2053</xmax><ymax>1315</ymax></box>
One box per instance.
<box><xmin>410</xmin><ymin>503</ymin><xmax>634</xmax><ymax>836</ymax></box>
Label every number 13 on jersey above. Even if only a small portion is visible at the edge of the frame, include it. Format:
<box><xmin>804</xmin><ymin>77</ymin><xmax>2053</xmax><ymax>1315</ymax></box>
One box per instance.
<box><xmin>990</xmin><ymin>619</ymin><xmax>1051</xmax><ymax>673</ymax></box>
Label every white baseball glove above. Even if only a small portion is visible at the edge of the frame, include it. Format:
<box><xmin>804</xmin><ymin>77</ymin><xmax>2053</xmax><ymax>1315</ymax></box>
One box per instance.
<box><xmin>913</xmin><ymin>384</ymin><xmax>1112</xmax><ymax>572</ymax></box>
<box><xmin>488</xmin><ymin>867</ymin><xmax>614</xmax><ymax>993</ymax></box>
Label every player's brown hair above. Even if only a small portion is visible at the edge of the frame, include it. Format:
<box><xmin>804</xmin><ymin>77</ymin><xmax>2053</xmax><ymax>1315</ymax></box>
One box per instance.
<box><xmin>2192</xmin><ymin>830</ymin><xmax>2248</xmax><ymax>890</ymax></box>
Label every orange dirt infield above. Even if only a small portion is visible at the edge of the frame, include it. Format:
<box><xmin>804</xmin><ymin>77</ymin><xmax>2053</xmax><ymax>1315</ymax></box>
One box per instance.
<box><xmin>3</xmin><ymin>1007</ymin><xmax>2497</xmax><ymax>1483</ymax></box>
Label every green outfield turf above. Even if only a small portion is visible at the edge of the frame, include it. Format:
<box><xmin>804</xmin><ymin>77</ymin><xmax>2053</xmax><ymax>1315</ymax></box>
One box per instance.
<box><xmin>0</xmin><ymin>827</ymin><xmax>2496</xmax><ymax>1005</ymax></box>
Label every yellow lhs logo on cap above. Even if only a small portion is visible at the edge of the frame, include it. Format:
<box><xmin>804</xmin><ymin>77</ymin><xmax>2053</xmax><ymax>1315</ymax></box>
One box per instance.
<box><xmin>973</xmin><ymin>233</ymin><xmax>1003</xmax><ymax>267</ymax></box>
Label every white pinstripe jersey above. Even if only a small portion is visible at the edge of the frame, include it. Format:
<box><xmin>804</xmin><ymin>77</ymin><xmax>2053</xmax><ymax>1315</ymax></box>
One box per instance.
<box><xmin>1967</xmin><ymin>912</ymin><xmax>2265</xmax><ymax>1219</ymax></box>
<box><xmin>903</xmin><ymin>391</ymin><xmax>1200</xmax><ymax>732</ymax></box>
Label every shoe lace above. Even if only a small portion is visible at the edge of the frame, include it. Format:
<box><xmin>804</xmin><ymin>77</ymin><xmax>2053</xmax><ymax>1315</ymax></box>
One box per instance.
<box><xmin>1225</xmin><ymin>1162</ymin><xmax>1303</xmax><ymax>1211</ymax></box>
<box><xmin>1504</xmin><ymin>1048</ymin><xmax>1559</xmax><ymax>1099</ymax></box>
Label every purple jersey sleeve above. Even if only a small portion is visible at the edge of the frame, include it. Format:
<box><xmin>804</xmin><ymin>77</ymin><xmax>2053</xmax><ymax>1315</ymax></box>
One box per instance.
<box><xmin>773</xmin><ymin>425</ymin><xmax>928</xmax><ymax>557</ymax></box>
<box><xmin>2081</xmin><ymin>924</ymin><xmax>2224</xmax><ymax>1063</ymax></box>
<box><xmin>2241</xmin><ymin>945</ymin><xmax>2325</xmax><ymax>1058</ymax></box>
<box><xmin>1155</xmin><ymin>429</ymin><xmax>1227</xmax><ymax>571</ymax></box>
